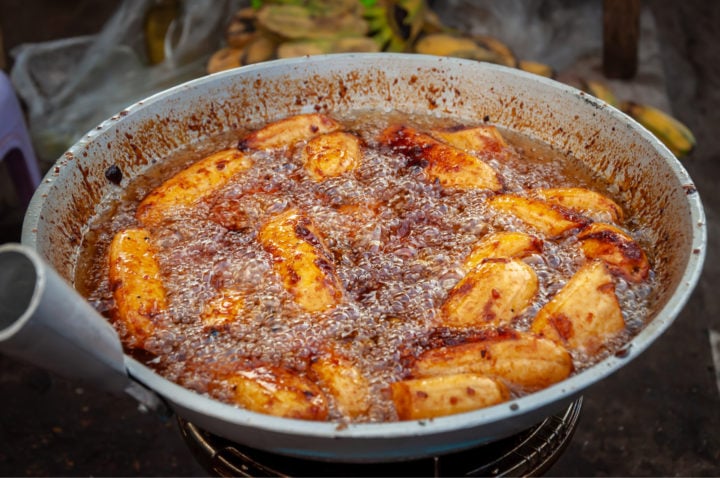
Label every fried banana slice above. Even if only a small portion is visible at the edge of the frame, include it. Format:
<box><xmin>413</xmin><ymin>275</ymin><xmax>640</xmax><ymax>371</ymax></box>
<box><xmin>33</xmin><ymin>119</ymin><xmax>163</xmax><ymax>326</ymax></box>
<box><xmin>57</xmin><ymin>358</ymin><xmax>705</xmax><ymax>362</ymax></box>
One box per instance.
<box><xmin>577</xmin><ymin>223</ymin><xmax>650</xmax><ymax>282</ymax></box>
<box><xmin>430</xmin><ymin>125</ymin><xmax>507</xmax><ymax>155</ymax></box>
<box><xmin>222</xmin><ymin>367</ymin><xmax>329</xmax><ymax>420</ymax></box>
<box><xmin>378</xmin><ymin>125</ymin><xmax>502</xmax><ymax>191</ymax></box>
<box><xmin>531</xmin><ymin>260</ymin><xmax>625</xmax><ymax>354</ymax></box>
<box><xmin>239</xmin><ymin>113</ymin><xmax>342</xmax><ymax>151</ymax></box>
<box><xmin>136</xmin><ymin>149</ymin><xmax>252</xmax><ymax>227</ymax></box>
<box><xmin>391</xmin><ymin>373</ymin><xmax>509</xmax><ymax>420</ymax></box>
<box><xmin>200</xmin><ymin>288</ymin><xmax>245</xmax><ymax>329</ymax></box>
<box><xmin>258</xmin><ymin>208</ymin><xmax>343</xmax><ymax>312</ymax></box>
<box><xmin>108</xmin><ymin>228</ymin><xmax>167</xmax><ymax>348</ymax></box>
<box><xmin>533</xmin><ymin>187</ymin><xmax>624</xmax><ymax>223</ymax></box>
<box><xmin>441</xmin><ymin>259</ymin><xmax>538</xmax><ymax>328</ymax></box>
<box><xmin>487</xmin><ymin>194</ymin><xmax>588</xmax><ymax>238</ymax></box>
<box><xmin>309</xmin><ymin>351</ymin><xmax>372</xmax><ymax>419</ymax></box>
<box><xmin>302</xmin><ymin>131</ymin><xmax>361</xmax><ymax>181</ymax></box>
<box><xmin>463</xmin><ymin>231</ymin><xmax>542</xmax><ymax>272</ymax></box>
<box><xmin>411</xmin><ymin>332</ymin><xmax>573</xmax><ymax>392</ymax></box>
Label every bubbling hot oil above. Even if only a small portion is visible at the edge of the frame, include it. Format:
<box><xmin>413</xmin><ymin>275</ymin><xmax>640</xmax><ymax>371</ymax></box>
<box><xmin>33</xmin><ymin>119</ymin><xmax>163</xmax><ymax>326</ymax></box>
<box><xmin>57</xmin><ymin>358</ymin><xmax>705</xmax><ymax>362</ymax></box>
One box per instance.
<box><xmin>77</xmin><ymin>112</ymin><xmax>655</xmax><ymax>422</ymax></box>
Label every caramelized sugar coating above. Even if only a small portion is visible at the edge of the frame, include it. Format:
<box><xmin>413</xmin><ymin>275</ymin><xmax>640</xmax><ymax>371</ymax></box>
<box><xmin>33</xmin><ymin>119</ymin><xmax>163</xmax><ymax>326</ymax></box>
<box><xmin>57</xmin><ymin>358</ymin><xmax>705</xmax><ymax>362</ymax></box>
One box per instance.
<box><xmin>89</xmin><ymin>113</ymin><xmax>654</xmax><ymax>423</ymax></box>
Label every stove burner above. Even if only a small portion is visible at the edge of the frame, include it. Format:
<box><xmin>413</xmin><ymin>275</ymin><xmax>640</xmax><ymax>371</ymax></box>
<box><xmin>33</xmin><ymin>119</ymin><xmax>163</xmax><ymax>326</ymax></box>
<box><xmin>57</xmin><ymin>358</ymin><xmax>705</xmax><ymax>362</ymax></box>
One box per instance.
<box><xmin>179</xmin><ymin>397</ymin><xmax>581</xmax><ymax>477</ymax></box>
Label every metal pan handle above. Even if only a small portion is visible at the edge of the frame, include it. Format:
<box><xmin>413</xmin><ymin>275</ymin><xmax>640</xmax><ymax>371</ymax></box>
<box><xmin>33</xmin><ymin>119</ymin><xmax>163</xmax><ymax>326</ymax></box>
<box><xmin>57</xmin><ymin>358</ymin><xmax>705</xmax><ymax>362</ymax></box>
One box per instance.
<box><xmin>0</xmin><ymin>243</ymin><xmax>165</xmax><ymax>413</ymax></box>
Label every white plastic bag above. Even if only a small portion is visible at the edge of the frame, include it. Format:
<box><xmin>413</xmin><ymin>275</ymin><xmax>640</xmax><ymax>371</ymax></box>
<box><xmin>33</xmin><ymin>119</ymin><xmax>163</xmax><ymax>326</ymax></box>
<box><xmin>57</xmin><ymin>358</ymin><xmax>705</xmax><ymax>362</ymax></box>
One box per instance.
<box><xmin>11</xmin><ymin>0</ymin><xmax>241</xmax><ymax>165</ymax></box>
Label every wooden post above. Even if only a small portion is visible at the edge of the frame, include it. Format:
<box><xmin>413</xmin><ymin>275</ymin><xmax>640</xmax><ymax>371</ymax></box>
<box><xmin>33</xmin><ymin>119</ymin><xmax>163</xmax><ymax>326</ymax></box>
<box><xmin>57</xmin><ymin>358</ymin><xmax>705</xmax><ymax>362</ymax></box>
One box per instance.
<box><xmin>0</xmin><ymin>26</ymin><xmax>6</xmax><ymax>71</ymax></box>
<box><xmin>603</xmin><ymin>0</ymin><xmax>641</xmax><ymax>79</ymax></box>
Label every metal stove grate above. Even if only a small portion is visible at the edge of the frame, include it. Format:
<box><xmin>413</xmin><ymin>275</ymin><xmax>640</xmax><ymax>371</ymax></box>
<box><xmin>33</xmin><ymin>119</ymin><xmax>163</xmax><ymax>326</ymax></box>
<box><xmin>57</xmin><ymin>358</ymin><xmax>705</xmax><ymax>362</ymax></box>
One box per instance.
<box><xmin>179</xmin><ymin>397</ymin><xmax>582</xmax><ymax>477</ymax></box>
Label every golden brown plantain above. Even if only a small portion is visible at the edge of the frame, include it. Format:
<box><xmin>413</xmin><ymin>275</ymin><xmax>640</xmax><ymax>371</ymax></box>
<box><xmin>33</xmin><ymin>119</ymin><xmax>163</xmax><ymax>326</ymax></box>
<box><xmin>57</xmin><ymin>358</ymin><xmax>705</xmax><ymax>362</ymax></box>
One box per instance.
<box><xmin>378</xmin><ymin>125</ymin><xmax>502</xmax><ymax>191</ymax></box>
<box><xmin>441</xmin><ymin>259</ymin><xmax>538</xmax><ymax>328</ymax></box>
<box><xmin>533</xmin><ymin>187</ymin><xmax>624</xmax><ymax>223</ymax></box>
<box><xmin>108</xmin><ymin>228</ymin><xmax>167</xmax><ymax>349</ymax></box>
<box><xmin>429</xmin><ymin>124</ymin><xmax>507</xmax><ymax>155</ymax></box>
<box><xmin>302</xmin><ymin>131</ymin><xmax>362</xmax><ymax>181</ymax></box>
<box><xmin>531</xmin><ymin>260</ymin><xmax>625</xmax><ymax>354</ymax></box>
<box><xmin>390</xmin><ymin>373</ymin><xmax>509</xmax><ymax>420</ymax></box>
<box><xmin>463</xmin><ymin>231</ymin><xmax>542</xmax><ymax>272</ymax></box>
<box><xmin>486</xmin><ymin>194</ymin><xmax>588</xmax><ymax>238</ymax></box>
<box><xmin>220</xmin><ymin>366</ymin><xmax>329</xmax><ymax>420</ymax></box>
<box><xmin>258</xmin><ymin>208</ymin><xmax>343</xmax><ymax>312</ymax></box>
<box><xmin>136</xmin><ymin>149</ymin><xmax>252</xmax><ymax>227</ymax></box>
<box><xmin>577</xmin><ymin>223</ymin><xmax>649</xmax><ymax>282</ymax></box>
<box><xmin>240</xmin><ymin>113</ymin><xmax>343</xmax><ymax>151</ymax></box>
<box><xmin>200</xmin><ymin>288</ymin><xmax>246</xmax><ymax>329</ymax></box>
<box><xmin>309</xmin><ymin>351</ymin><xmax>372</xmax><ymax>419</ymax></box>
<box><xmin>411</xmin><ymin>332</ymin><xmax>573</xmax><ymax>392</ymax></box>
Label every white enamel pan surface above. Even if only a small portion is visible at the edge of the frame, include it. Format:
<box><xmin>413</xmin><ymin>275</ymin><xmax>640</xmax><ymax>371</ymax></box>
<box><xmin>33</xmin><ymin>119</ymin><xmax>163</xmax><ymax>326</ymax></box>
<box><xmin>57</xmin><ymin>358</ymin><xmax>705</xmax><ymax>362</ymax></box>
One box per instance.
<box><xmin>22</xmin><ymin>54</ymin><xmax>705</xmax><ymax>462</ymax></box>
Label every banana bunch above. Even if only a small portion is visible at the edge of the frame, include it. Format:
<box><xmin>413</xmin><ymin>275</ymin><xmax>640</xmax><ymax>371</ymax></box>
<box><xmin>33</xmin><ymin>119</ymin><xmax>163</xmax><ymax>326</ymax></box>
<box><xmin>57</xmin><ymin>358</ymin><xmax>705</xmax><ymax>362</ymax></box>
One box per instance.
<box><xmin>581</xmin><ymin>79</ymin><xmax>696</xmax><ymax>158</ymax></box>
<box><xmin>364</xmin><ymin>0</ymin><xmax>427</xmax><ymax>52</ymax></box>
<box><xmin>208</xmin><ymin>1</ymin><xmax>555</xmax><ymax>79</ymax></box>
<box><xmin>412</xmin><ymin>31</ymin><xmax>554</xmax><ymax>77</ymax></box>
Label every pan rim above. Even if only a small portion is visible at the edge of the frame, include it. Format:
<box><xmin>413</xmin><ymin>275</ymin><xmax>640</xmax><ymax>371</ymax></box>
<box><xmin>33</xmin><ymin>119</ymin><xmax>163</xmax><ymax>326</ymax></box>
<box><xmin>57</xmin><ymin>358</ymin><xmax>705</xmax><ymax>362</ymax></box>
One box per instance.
<box><xmin>21</xmin><ymin>53</ymin><xmax>707</xmax><ymax>455</ymax></box>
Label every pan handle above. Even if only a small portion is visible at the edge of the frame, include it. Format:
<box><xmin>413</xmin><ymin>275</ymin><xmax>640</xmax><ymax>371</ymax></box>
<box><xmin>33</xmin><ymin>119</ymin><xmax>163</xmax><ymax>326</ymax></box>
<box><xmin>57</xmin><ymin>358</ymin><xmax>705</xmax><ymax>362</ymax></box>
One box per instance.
<box><xmin>0</xmin><ymin>243</ymin><xmax>166</xmax><ymax>413</ymax></box>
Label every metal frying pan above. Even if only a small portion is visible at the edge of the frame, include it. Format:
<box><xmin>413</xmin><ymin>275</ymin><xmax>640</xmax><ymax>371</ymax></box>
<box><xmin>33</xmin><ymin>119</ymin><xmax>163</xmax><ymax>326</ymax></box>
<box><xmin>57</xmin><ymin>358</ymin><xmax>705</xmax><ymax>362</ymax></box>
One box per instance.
<box><xmin>9</xmin><ymin>54</ymin><xmax>705</xmax><ymax>462</ymax></box>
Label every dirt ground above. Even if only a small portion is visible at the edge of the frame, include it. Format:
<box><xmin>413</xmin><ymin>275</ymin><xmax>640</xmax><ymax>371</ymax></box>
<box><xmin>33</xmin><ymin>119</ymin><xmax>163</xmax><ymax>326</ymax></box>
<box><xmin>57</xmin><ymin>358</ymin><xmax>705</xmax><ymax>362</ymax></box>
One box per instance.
<box><xmin>0</xmin><ymin>0</ymin><xmax>718</xmax><ymax>476</ymax></box>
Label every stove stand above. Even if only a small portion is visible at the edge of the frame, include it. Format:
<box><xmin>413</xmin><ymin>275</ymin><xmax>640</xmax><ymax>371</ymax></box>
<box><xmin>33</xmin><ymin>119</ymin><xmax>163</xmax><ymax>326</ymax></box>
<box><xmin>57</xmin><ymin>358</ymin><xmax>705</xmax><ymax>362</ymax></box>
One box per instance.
<box><xmin>179</xmin><ymin>397</ymin><xmax>582</xmax><ymax>477</ymax></box>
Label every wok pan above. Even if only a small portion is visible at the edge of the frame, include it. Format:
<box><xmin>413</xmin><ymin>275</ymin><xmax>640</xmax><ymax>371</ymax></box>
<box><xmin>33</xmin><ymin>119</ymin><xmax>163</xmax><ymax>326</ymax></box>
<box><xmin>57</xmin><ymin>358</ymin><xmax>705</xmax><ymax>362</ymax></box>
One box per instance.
<box><xmin>11</xmin><ymin>54</ymin><xmax>706</xmax><ymax>462</ymax></box>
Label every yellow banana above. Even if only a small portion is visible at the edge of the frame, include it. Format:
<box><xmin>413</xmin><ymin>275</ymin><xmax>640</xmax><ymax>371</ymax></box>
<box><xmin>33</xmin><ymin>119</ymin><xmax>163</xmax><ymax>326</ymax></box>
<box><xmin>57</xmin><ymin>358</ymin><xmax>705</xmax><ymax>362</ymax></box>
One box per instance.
<box><xmin>621</xmin><ymin>101</ymin><xmax>696</xmax><ymax>158</ymax></box>
<box><xmin>413</xmin><ymin>33</ymin><xmax>479</xmax><ymax>56</ymax></box>
<box><xmin>581</xmin><ymin>79</ymin><xmax>619</xmax><ymax>107</ymax></box>
<box><xmin>472</xmin><ymin>34</ymin><xmax>517</xmax><ymax>67</ymax></box>
<box><xmin>518</xmin><ymin>60</ymin><xmax>555</xmax><ymax>78</ymax></box>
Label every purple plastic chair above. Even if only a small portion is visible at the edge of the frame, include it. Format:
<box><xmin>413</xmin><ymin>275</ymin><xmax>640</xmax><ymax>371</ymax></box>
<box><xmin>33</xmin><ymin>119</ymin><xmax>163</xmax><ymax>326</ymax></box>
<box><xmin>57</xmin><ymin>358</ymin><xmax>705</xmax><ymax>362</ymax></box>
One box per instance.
<box><xmin>1</xmin><ymin>70</ymin><xmax>40</xmax><ymax>207</ymax></box>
